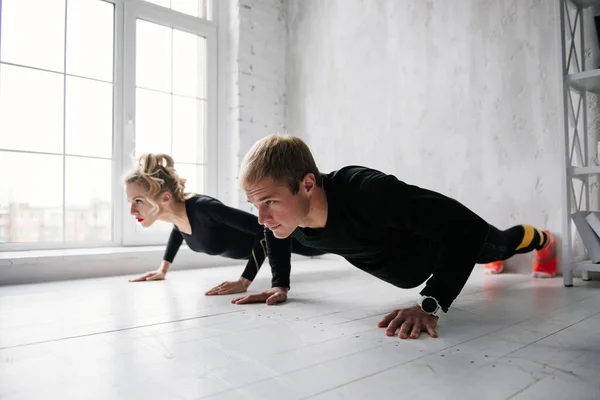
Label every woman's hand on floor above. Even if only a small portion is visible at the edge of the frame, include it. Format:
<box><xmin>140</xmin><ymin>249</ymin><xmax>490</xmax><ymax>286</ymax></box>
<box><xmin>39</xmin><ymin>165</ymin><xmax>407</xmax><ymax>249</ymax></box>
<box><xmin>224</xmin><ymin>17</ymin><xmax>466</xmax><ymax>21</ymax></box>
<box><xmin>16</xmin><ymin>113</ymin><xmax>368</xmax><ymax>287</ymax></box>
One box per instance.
<box><xmin>128</xmin><ymin>268</ymin><xmax>167</xmax><ymax>282</ymax></box>
<box><xmin>205</xmin><ymin>277</ymin><xmax>252</xmax><ymax>296</ymax></box>
<box><xmin>230</xmin><ymin>287</ymin><xmax>288</xmax><ymax>305</ymax></box>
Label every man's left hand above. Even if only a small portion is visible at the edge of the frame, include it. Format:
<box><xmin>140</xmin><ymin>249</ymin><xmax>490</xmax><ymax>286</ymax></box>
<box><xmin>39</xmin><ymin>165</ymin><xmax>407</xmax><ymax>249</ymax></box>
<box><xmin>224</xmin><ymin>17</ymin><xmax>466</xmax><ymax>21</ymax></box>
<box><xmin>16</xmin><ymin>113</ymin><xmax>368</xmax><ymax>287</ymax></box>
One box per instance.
<box><xmin>231</xmin><ymin>287</ymin><xmax>288</xmax><ymax>305</ymax></box>
<box><xmin>377</xmin><ymin>306</ymin><xmax>439</xmax><ymax>339</ymax></box>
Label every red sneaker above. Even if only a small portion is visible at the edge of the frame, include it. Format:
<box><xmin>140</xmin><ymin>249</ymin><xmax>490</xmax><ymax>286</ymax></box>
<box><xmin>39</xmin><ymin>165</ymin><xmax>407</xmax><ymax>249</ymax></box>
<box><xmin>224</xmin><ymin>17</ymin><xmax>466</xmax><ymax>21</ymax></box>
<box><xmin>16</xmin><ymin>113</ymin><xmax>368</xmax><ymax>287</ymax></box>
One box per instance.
<box><xmin>484</xmin><ymin>260</ymin><xmax>504</xmax><ymax>274</ymax></box>
<box><xmin>532</xmin><ymin>230</ymin><xmax>556</xmax><ymax>278</ymax></box>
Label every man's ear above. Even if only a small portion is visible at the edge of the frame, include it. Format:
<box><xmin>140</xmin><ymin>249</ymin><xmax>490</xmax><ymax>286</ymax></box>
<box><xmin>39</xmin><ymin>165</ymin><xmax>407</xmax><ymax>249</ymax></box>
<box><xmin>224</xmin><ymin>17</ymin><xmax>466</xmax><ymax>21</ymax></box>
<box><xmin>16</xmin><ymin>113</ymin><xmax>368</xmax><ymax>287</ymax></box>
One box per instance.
<box><xmin>301</xmin><ymin>173</ymin><xmax>317</xmax><ymax>194</ymax></box>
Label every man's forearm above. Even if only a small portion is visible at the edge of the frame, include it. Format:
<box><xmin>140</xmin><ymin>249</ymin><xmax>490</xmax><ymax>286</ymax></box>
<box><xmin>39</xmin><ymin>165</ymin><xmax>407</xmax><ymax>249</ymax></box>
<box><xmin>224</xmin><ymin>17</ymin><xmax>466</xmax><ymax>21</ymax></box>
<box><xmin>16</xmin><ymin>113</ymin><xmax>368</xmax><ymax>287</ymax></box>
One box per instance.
<box><xmin>420</xmin><ymin>239</ymin><xmax>483</xmax><ymax>312</ymax></box>
<box><xmin>264</xmin><ymin>228</ymin><xmax>292</xmax><ymax>289</ymax></box>
<box><xmin>240</xmin><ymin>236</ymin><xmax>268</xmax><ymax>282</ymax></box>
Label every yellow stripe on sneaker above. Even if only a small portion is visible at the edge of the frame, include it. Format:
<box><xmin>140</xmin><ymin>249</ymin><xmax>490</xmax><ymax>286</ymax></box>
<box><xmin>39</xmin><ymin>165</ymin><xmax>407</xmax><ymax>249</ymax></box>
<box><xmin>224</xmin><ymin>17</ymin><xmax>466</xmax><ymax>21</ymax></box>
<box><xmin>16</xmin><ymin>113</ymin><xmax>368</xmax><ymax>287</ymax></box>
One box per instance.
<box><xmin>538</xmin><ymin>230</ymin><xmax>546</xmax><ymax>248</ymax></box>
<box><xmin>516</xmin><ymin>224</ymin><xmax>535</xmax><ymax>251</ymax></box>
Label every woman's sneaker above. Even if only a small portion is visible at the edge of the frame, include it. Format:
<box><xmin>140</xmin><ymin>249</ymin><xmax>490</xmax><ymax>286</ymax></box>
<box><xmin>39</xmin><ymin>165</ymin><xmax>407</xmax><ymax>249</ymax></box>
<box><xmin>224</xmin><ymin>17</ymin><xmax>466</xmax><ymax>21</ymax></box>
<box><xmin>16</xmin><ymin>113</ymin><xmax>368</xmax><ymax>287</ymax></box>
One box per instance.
<box><xmin>484</xmin><ymin>260</ymin><xmax>505</xmax><ymax>274</ymax></box>
<box><xmin>532</xmin><ymin>230</ymin><xmax>556</xmax><ymax>278</ymax></box>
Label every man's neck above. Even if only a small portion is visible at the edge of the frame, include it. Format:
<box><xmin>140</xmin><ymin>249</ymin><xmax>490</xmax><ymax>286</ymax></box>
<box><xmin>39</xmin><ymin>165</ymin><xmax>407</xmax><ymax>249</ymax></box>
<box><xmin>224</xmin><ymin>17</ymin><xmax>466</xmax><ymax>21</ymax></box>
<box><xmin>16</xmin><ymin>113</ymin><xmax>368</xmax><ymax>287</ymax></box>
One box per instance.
<box><xmin>302</xmin><ymin>186</ymin><xmax>328</xmax><ymax>229</ymax></box>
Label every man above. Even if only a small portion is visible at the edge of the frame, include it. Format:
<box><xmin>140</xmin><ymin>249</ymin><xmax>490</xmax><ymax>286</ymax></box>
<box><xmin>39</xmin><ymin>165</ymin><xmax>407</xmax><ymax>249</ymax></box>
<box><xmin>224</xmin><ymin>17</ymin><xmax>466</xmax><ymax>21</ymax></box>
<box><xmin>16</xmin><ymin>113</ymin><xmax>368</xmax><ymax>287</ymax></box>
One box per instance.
<box><xmin>230</xmin><ymin>134</ymin><xmax>556</xmax><ymax>339</ymax></box>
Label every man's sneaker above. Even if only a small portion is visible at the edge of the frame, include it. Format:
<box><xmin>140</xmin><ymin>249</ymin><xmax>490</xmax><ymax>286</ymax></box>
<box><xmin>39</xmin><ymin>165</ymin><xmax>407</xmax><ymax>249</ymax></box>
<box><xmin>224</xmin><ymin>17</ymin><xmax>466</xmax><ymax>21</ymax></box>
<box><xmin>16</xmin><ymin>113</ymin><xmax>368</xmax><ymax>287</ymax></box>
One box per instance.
<box><xmin>484</xmin><ymin>260</ymin><xmax>504</xmax><ymax>274</ymax></box>
<box><xmin>532</xmin><ymin>230</ymin><xmax>556</xmax><ymax>278</ymax></box>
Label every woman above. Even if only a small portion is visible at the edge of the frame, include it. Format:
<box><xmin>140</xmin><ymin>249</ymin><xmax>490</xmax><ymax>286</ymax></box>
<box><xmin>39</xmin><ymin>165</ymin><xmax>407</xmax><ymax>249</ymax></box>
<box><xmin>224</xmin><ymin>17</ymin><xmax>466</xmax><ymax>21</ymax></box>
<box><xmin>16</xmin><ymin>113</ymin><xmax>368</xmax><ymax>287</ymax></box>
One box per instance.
<box><xmin>124</xmin><ymin>153</ymin><xmax>324</xmax><ymax>295</ymax></box>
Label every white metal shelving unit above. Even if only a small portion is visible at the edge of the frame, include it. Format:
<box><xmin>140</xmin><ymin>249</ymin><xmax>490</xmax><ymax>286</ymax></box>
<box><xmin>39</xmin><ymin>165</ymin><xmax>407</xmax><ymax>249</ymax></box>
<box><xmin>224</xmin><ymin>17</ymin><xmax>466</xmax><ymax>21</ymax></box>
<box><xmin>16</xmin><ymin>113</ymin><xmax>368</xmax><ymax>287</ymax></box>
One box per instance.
<box><xmin>557</xmin><ymin>0</ymin><xmax>600</xmax><ymax>286</ymax></box>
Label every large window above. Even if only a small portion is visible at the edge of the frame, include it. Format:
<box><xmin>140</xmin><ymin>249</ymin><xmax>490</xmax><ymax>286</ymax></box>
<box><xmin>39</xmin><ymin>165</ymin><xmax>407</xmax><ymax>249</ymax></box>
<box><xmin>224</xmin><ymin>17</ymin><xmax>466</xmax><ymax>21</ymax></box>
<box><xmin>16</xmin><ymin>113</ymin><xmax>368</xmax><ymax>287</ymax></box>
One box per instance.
<box><xmin>0</xmin><ymin>0</ymin><xmax>217</xmax><ymax>250</ymax></box>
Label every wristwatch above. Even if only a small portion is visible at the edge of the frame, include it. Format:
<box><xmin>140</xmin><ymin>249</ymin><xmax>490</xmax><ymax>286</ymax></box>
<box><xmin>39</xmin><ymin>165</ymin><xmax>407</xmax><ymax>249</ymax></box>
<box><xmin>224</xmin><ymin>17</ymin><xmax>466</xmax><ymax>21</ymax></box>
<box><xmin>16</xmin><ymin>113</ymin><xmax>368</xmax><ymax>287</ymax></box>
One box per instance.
<box><xmin>418</xmin><ymin>295</ymin><xmax>442</xmax><ymax>317</ymax></box>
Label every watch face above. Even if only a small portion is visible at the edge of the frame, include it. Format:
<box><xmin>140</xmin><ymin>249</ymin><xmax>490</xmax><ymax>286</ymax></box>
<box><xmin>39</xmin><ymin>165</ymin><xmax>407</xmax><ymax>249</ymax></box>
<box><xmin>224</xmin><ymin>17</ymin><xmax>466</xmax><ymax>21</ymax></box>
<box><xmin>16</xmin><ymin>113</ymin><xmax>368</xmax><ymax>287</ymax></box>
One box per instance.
<box><xmin>422</xmin><ymin>297</ymin><xmax>438</xmax><ymax>313</ymax></box>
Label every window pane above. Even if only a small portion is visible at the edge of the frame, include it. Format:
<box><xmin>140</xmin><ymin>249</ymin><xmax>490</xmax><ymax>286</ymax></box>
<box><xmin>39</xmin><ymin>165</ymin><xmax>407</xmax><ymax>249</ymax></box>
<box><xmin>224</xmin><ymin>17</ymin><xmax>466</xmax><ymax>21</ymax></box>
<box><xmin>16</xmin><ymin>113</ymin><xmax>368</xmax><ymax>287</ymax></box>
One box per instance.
<box><xmin>65</xmin><ymin>157</ymin><xmax>112</xmax><ymax>242</ymax></box>
<box><xmin>172</xmin><ymin>30</ymin><xmax>206</xmax><ymax>98</ymax></box>
<box><xmin>172</xmin><ymin>97</ymin><xmax>205</xmax><ymax>163</ymax></box>
<box><xmin>135</xmin><ymin>88</ymin><xmax>172</xmax><ymax>156</ymax></box>
<box><xmin>136</xmin><ymin>20</ymin><xmax>171</xmax><ymax>93</ymax></box>
<box><xmin>145</xmin><ymin>0</ymin><xmax>211</xmax><ymax>19</ymax></box>
<box><xmin>174</xmin><ymin>163</ymin><xmax>203</xmax><ymax>195</ymax></box>
<box><xmin>171</xmin><ymin>1</ymin><xmax>208</xmax><ymax>19</ymax></box>
<box><xmin>66</xmin><ymin>76</ymin><xmax>113</xmax><ymax>158</ymax></box>
<box><xmin>0</xmin><ymin>65</ymin><xmax>64</xmax><ymax>153</ymax></box>
<box><xmin>0</xmin><ymin>0</ymin><xmax>66</xmax><ymax>72</ymax></box>
<box><xmin>0</xmin><ymin>151</ymin><xmax>63</xmax><ymax>243</ymax></box>
<box><xmin>66</xmin><ymin>0</ymin><xmax>115</xmax><ymax>82</ymax></box>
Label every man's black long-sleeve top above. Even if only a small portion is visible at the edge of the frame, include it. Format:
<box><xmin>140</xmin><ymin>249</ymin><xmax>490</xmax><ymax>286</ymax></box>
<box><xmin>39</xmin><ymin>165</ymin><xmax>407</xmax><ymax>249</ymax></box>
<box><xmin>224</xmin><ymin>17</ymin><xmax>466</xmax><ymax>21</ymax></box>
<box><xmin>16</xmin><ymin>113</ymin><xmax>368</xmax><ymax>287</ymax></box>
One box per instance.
<box><xmin>265</xmin><ymin>166</ymin><xmax>490</xmax><ymax>312</ymax></box>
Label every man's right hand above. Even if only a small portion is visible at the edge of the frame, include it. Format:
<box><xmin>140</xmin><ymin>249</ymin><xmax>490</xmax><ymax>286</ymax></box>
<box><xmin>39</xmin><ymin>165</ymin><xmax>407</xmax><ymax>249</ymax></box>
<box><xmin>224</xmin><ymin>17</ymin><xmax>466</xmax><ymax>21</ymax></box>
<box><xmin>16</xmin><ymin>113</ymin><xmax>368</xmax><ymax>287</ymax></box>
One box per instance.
<box><xmin>377</xmin><ymin>306</ymin><xmax>439</xmax><ymax>339</ymax></box>
<box><xmin>231</xmin><ymin>287</ymin><xmax>288</xmax><ymax>305</ymax></box>
<box><xmin>128</xmin><ymin>269</ymin><xmax>167</xmax><ymax>282</ymax></box>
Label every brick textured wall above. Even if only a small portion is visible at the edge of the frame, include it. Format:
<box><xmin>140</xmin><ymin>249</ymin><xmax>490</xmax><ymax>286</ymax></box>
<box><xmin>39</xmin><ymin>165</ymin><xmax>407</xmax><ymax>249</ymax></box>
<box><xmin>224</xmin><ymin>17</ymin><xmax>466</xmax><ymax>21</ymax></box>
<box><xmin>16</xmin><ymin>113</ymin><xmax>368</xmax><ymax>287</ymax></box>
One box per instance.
<box><xmin>225</xmin><ymin>0</ymin><xmax>287</xmax><ymax>210</ymax></box>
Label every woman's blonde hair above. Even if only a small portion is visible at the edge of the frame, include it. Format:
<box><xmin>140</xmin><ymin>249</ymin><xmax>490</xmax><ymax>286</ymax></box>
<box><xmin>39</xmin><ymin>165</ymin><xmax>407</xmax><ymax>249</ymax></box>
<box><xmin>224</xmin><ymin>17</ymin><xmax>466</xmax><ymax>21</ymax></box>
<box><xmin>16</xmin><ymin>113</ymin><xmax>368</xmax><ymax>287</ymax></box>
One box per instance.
<box><xmin>124</xmin><ymin>153</ymin><xmax>192</xmax><ymax>215</ymax></box>
<box><xmin>239</xmin><ymin>134</ymin><xmax>322</xmax><ymax>194</ymax></box>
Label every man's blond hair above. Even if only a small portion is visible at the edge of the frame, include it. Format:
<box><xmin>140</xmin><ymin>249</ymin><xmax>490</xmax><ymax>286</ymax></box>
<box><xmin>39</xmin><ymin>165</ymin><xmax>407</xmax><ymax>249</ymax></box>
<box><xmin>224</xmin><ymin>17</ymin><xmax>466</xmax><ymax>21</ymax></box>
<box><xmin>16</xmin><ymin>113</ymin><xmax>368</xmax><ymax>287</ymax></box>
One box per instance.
<box><xmin>239</xmin><ymin>134</ymin><xmax>322</xmax><ymax>194</ymax></box>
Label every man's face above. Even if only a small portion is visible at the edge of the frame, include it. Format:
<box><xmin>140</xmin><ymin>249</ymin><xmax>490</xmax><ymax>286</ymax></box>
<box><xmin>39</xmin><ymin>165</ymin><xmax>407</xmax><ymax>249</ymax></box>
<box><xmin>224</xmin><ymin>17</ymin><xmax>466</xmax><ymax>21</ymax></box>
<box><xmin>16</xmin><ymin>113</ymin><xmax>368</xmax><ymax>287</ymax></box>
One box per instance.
<box><xmin>245</xmin><ymin>177</ymin><xmax>310</xmax><ymax>238</ymax></box>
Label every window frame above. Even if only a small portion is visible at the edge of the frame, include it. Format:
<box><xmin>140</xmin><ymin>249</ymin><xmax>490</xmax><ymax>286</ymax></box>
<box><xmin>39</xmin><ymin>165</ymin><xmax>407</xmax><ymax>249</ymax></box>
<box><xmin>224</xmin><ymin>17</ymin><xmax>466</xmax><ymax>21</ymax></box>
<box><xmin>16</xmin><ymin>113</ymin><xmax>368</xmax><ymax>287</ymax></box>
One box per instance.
<box><xmin>0</xmin><ymin>0</ymin><xmax>218</xmax><ymax>251</ymax></box>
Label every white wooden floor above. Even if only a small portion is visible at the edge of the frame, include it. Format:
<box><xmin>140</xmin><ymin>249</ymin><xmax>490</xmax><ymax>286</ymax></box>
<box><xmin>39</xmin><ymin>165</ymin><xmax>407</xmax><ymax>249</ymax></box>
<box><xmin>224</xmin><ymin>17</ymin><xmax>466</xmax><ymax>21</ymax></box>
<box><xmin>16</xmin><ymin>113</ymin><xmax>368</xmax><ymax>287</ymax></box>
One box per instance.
<box><xmin>2</xmin><ymin>256</ymin><xmax>600</xmax><ymax>400</ymax></box>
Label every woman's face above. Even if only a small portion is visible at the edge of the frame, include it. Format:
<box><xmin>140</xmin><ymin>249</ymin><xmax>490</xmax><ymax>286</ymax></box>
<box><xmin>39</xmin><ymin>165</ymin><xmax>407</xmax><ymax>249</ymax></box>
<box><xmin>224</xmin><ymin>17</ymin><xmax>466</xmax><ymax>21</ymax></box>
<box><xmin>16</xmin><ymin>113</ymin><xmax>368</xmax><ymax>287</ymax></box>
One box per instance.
<box><xmin>125</xmin><ymin>182</ymin><xmax>161</xmax><ymax>228</ymax></box>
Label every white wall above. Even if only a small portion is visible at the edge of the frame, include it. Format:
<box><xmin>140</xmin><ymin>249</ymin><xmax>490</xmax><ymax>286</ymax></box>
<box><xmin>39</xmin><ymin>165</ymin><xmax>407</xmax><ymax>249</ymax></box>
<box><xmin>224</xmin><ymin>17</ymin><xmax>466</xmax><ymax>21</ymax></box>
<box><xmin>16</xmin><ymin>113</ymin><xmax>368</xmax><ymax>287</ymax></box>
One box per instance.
<box><xmin>284</xmin><ymin>0</ymin><xmax>569</xmax><ymax>273</ymax></box>
<box><xmin>219</xmin><ymin>0</ymin><xmax>288</xmax><ymax>210</ymax></box>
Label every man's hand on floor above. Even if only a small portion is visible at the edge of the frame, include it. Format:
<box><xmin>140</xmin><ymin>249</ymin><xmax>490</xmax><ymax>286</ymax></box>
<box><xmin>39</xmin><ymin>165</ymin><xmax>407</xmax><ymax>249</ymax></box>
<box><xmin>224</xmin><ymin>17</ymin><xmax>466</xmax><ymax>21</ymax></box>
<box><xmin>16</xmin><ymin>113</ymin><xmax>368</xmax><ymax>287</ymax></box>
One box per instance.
<box><xmin>231</xmin><ymin>287</ymin><xmax>288</xmax><ymax>305</ymax></box>
<box><xmin>205</xmin><ymin>277</ymin><xmax>251</xmax><ymax>296</ymax></box>
<box><xmin>377</xmin><ymin>306</ymin><xmax>439</xmax><ymax>339</ymax></box>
